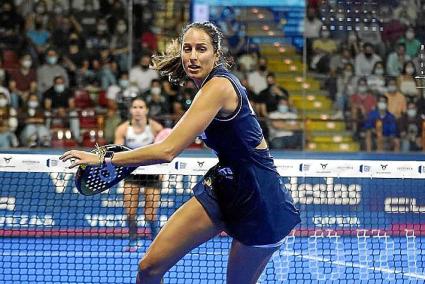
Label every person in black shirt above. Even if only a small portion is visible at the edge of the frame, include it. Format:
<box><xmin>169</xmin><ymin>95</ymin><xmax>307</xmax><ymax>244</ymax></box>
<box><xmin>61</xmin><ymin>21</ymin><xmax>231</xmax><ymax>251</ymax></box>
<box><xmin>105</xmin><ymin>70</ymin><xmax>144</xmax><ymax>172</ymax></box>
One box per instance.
<box><xmin>258</xmin><ymin>72</ymin><xmax>290</xmax><ymax>113</ymax></box>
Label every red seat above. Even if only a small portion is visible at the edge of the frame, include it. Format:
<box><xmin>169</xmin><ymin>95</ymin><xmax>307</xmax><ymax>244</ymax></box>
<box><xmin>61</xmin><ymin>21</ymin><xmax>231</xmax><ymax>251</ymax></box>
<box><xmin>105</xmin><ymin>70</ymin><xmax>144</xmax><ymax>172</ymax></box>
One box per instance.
<box><xmin>81</xmin><ymin>129</ymin><xmax>107</xmax><ymax>148</ymax></box>
<box><xmin>2</xmin><ymin>49</ymin><xmax>19</xmax><ymax>70</ymax></box>
<box><xmin>74</xmin><ymin>89</ymin><xmax>94</xmax><ymax>109</ymax></box>
<box><xmin>79</xmin><ymin>109</ymin><xmax>98</xmax><ymax>129</ymax></box>
<box><xmin>51</xmin><ymin>129</ymin><xmax>78</xmax><ymax>148</ymax></box>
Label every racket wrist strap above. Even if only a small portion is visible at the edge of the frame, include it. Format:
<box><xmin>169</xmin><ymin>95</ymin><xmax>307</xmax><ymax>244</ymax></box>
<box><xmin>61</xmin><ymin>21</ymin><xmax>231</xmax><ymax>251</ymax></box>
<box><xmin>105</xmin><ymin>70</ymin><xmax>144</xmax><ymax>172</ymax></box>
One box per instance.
<box><xmin>103</xmin><ymin>151</ymin><xmax>114</xmax><ymax>166</ymax></box>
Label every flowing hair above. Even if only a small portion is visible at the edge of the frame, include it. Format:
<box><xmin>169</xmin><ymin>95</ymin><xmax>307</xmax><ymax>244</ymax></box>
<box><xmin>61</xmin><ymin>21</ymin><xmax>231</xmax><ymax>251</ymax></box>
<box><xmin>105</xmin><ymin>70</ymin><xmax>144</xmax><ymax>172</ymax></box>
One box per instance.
<box><xmin>151</xmin><ymin>22</ymin><xmax>233</xmax><ymax>85</ymax></box>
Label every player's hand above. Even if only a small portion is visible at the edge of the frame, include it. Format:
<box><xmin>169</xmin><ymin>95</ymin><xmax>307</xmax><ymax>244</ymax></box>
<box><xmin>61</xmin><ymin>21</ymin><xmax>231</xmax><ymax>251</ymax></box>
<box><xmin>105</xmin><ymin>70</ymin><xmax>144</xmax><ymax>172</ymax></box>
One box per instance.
<box><xmin>59</xmin><ymin>150</ymin><xmax>100</xmax><ymax>169</ymax></box>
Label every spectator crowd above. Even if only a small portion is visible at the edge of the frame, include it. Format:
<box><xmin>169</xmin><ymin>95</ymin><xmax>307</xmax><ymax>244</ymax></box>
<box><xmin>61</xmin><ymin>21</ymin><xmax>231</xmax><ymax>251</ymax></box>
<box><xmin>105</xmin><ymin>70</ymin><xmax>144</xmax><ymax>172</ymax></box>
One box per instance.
<box><xmin>0</xmin><ymin>0</ymin><xmax>424</xmax><ymax>152</ymax></box>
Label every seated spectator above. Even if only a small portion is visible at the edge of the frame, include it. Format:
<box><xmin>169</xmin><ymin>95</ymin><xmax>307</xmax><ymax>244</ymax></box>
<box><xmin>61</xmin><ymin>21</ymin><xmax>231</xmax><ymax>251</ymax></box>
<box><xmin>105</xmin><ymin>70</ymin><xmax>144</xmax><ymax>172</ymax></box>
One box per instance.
<box><xmin>247</xmin><ymin>57</ymin><xmax>268</xmax><ymax>94</ymax></box>
<box><xmin>346</xmin><ymin>31</ymin><xmax>362</xmax><ymax>57</ymax></box>
<box><xmin>364</xmin><ymin>95</ymin><xmax>399</xmax><ymax>152</ymax></box>
<box><xmin>42</xmin><ymin>75</ymin><xmax>79</xmax><ymax>139</ymax></box>
<box><xmin>145</xmin><ymin>79</ymin><xmax>169</xmax><ymax>118</ymax></box>
<box><xmin>173</xmin><ymin>80</ymin><xmax>196</xmax><ymax>118</ymax></box>
<box><xmin>380</xmin><ymin>4</ymin><xmax>406</xmax><ymax>49</ymax></box>
<box><xmin>334</xmin><ymin>63</ymin><xmax>357</xmax><ymax>118</ymax></box>
<box><xmin>20</xmin><ymin>93</ymin><xmax>50</xmax><ymax>147</ymax></box>
<box><xmin>356</xmin><ymin>12</ymin><xmax>385</xmax><ymax>57</ymax></box>
<box><xmin>7</xmin><ymin>53</ymin><xmax>37</xmax><ymax>106</ymax></box>
<box><xmin>393</xmin><ymin>0</ymin><xmax>417</xmax><ymax>26</ymax></box>
<box><xmin>129</xmin><ymin>54</ymin><xmax>159</xmax><ymax>93</ymax></box>
<box><xmin>95</xmin><ymin>48</ymin><xmax>117</xmax><ymax>90</ymax></box>
<box><xmin>397</xmin><ymin>61</ymin><xmax>419</xmax><ymax>102</ymax></box>
<box><xmin>71</xmin><ymin>0</ymin><xmax>100</xmax><ymax>36</ymax></box>
<box><xmin>367</xmin><ymin>61</ymin><xmax>387</xmax><ymax>95</ymax></box>
<box><xmin>385</xmin><ymin>77</ymin><xmax>407</xmax><ymax>119</ymax></box>
<box><xmin>0</xmin><ymin>92</ymin><xmax>18</xmax><ymax>148</ymax></box>
<box><xmin>355</xmin><ymin>42</ymin><xmax>382</xmax><ymax>76</ymax></box>
<box><xmin>386</xmin><ymin>43</ymin><xmax>411</xmax><ymax>77</ymax></box>
<box><xmin>350</xmin><ymin>78</ymin><xmax>377</xmax><ymax>133</ymax></box>
<box><xmin>111</xmin><ymin>18</ymin><xmax>129</xmax><ymax>72</ymax></box>
<box><xmin>267</xmin><ymin>96</ymin><xmax>303</xmax><ymax>150</ymax></box>
<box><xmin>329</xmin><ymin>46</ymin><xmax>354</xmax><ymax>74</ymax></box>
<box><xmin>398</xmin><ymin>102</ymin><xmax>422</xmax><ymax>152</ymax></box>
<box><xmin>37</xmin><ymin>48</ymin><xmax>69</xmax><ymax>95</ymax></box>
<box><xmin>259</xmin><ymin>72</ymin><xmax>289</xmax><ymax>113</ymax></box>
<box><xmin>26</xmin><ymin>15</ymin><xmax>50</xmax><ymax>53</ymax></box>
<box><xmin>237</xmin><ymin>43</ymin><xmax>259</xmax><ymax>72</ymax></box>
<box><xmin>240</xmin><ymin>76</ymin><xmax>266</xmax><ymax>117</ymax></box>
<box><xmin>50</xmin><ymin>16</ymin><xmax>80</xmax><ymax>54</ymax></box>
<box><xmin>85</xmin><ymin>18</ymin><xmax>111</xmax><ymax>57</ymax></box>
<box><xmin>397</xmin><ymin>26</ymin><xmax>421</xmax><ymax>58</ymax></box>
<box><xmin>310</xmin><ymin>26</ymin><xmax>337</xmax><ymax>73</ymax></box>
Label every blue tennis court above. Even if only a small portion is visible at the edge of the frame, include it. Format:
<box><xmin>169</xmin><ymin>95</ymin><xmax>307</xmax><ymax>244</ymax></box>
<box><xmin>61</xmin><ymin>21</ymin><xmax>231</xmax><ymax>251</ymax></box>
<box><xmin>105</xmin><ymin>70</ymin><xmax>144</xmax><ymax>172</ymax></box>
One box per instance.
<box><xmin>1</xmin><ymin>236</ymin><xmax>424</xmax><ymax>283</ymax></box>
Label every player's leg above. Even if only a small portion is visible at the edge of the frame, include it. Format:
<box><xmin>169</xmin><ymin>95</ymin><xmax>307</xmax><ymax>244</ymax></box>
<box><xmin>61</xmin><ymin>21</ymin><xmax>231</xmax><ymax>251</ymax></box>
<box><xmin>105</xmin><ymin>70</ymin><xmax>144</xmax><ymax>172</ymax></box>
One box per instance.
<box><xmin>144</xmin><ymin>177</ymin><xmax>161</xmax><ymax>239</ymax></box>
<box><xmin>226</xmin><ymin>239</ymin><xmax>279</xmax><ymax>284</ymax></box>
<box><xmin>123</xmin><ymin>180</ymin><xmax>140</xmax><ymax>248</ymax></box>
<box><xmin>136</xmin><ymin>197</ymin><xmax>222</xmax><ymax>284</ymax></box>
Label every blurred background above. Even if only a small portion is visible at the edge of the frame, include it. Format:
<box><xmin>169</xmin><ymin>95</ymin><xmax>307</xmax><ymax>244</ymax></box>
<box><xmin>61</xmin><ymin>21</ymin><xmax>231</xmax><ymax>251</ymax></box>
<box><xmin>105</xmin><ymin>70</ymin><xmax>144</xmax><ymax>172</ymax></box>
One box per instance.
<box><xmin>0</xmin><ymin>0</ymin><xmax>424</xmax><ymax>153</ymax></box>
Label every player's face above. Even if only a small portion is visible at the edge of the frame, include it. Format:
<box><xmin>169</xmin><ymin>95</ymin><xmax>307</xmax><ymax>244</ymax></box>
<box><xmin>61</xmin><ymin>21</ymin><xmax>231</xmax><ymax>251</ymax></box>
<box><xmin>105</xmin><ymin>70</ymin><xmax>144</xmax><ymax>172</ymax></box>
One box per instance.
<box><xmin>181</xmin><ymin>28</ymin><xmax>218</xmax><ymax>85</ymax></box>
<box><xmin>130</xmin><ymin>99</ymin><xmax>148</xmax><ymax>121</ymax></box>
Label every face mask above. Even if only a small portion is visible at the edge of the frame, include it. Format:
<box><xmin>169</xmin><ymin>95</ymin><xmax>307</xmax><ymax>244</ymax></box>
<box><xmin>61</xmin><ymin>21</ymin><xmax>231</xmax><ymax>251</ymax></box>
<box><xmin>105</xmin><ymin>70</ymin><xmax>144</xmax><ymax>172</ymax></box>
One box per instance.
<box><xmin>364</xmin><ymin>52</ymin><xmax>373</xmax><ymax>58</ymax></box>
<box><xmin>22</xmin><ymin>59</ymin><xmax>32</xmax><ymax>68</ymax></box>
<box><xmin>151</xmin><ymin>87</ymin><xmax>161</xmax><ymax>95</ymax></box>
<box><xmin>119</xmin><ymin>79</ymin><xmax>129</xmax><ymax>88</ymax></box>
<box><xmin>406</xmin><ymin>67</ymin><xmax>415</xmax><ymax>75</ymax></box>
<box><xmin>36</xmin><ymin>6</ymin><xmax>45</xmax><ymax>14</ymax></box>
<box><xmin>348</xmin><ymin>34</ymin><xmax>357</xmax><ymax>41</ymax></box>
<box><xmin>54</xmin><ymin>84</ymin><xmax>65</xmax><ymax>93</ymax></box>
<box><xmin>406</xmin><ymin>31</ymin><xmax>415</xmax><ymax>40</ymax></box>
<box><xmin>377</xmin><ymin>102</ymin><xmax>387</xmax><ymax>111</ymax></box>
<box><xmin>278</xmin><ymin>105</ymin><xmax>288</xmax><ymax>113</ymax></box>
<box><xmin>375</xmin><ymin>68</ymin><xmax>384</xmax><ymax>75</ymax></box>
<box><xmin>141</xmin><ymin>64</ymin><xmax>149</xmax><ymax>70</ymax></box>
<box><xmin>117</xmin><ymin>24</ymin><xmax>126</xmax><ymax>33</ymax></box>
<box><xmin>387</xmin><ymin>85</ymin><xmax>397</xmax><ymax>93</ymax></box>
<box><xmin>259</xmin><ymin>65</ymin><xmax>267</xmax><ymax>72</ymax></box>
<box><xmin>344</xmin><ymin>71</ymin><xmax>353</xmax><ymax>77</ymax></box>
<box><xmin>97</xmin><ymin>25</ymin><xmax>107</xmax><ymax>32</ymax></box>
<box><xmin>407</xmin><ymin>109</ymin><xmax>417</xmax><ymax>117</ymax></box>
<box><xmin>0</xmin><ymin>98</ymin><xmax>7</xmax><ymax>107</ymax></box>
<box><xmin>47</xmin><ymin>56</ymin><xmax>58</xmax><ymax>65</ymax></box>
<box><xmin>28</xmin><ymin>100</ymin><xmax>39</xmax><ymax>109</ymax></box>
<box><xmin>358</xmin><ymin>86</ymin><xmax>367</xmax><ymax>93</ymax></box>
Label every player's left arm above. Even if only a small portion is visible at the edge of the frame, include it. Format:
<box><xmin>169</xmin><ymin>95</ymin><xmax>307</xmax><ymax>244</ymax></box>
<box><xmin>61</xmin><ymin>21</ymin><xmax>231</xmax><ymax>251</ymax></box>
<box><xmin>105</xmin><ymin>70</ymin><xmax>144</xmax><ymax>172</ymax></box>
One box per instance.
<box><xmin>61</xmin><ymin>77</ymin><xmax>235</xmax><ymax>168</ymax></box>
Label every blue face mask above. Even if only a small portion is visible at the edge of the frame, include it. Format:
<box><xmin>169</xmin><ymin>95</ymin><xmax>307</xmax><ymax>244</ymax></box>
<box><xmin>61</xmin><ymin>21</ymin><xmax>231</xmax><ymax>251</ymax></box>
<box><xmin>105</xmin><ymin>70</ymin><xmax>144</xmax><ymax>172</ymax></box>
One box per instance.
<box><xmin>278</xmin><ymin>105</ymin><xmax>288</xmax><ymax>113</ymax></box>
<box><xmin>47</xmin><ymin>56</ymin><xmax>58</xmax><ymax>65</ymax></box>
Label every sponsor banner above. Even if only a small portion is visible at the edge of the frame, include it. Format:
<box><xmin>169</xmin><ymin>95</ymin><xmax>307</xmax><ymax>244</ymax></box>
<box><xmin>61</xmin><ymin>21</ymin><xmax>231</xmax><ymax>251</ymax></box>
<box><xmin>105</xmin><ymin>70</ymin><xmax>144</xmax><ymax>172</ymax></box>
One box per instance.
<box><xmin>1</xmin><ymin>170</ymin><xmax>425</xmax><ymax>235</ymax></box>
<box><xmin>1</xmin><ymin>154</ymin><xmax>425</xmax><ymax>179</ymax></box>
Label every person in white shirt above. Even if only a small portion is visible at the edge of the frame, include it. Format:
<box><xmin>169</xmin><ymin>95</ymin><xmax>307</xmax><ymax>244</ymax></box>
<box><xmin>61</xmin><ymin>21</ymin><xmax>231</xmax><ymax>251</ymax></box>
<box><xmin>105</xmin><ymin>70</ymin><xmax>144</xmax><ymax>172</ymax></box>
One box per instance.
<box><xmin>247</xmin><ymin>57</ymin><xmax>268</xmax><ymax>94</ymax></box>
<box><xmin>129</xmin><ymin>54</ymin><xmax>159</xmax><ymax>93</ymax></box>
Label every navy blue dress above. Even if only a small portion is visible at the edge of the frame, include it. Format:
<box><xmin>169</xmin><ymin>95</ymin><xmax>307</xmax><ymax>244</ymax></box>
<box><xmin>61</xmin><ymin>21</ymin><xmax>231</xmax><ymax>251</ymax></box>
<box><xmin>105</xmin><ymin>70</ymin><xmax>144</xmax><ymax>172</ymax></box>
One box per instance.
<box><xmin>192</xmin><ymin>66</ymin><xmax>300</xmax><ymax>246</ymax></box>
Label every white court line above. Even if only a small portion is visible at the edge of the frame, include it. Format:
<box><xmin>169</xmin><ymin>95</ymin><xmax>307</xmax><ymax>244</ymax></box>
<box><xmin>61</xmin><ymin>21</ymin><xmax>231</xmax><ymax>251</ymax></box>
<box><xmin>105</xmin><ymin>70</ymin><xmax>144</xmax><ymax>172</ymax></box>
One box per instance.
<box><xmin>287</xmin><ymin>251</ymin><xmax>425</xmax><ymax>280</ymax></box>
<box><xmin>2</xmin><ymin>250</ymin><xmax>425</xmax><ymax>280</ymax></box>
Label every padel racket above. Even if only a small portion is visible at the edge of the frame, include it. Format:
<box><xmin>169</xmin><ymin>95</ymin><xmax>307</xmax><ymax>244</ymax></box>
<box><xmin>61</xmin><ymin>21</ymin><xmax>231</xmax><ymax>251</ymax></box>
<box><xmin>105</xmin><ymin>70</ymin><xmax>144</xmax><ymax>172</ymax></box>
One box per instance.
<box><xmin>75</xmin><ymin>144</ymin><xmax>137</xmax><ymax>195</ymax></box>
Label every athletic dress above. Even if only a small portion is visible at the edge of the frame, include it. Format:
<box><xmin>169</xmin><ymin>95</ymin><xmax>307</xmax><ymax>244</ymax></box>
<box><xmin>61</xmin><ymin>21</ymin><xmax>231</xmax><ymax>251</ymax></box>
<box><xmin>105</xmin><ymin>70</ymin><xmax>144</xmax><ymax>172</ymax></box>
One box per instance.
<box><xmin>192</xmin><ymin>66</ymin><xmax>301</xmax><ymax>247</ymax></box>
<box><xmin>124</xmin><ymin>122</ymin><xmax>160</xmax><ymax>186</ymax></box>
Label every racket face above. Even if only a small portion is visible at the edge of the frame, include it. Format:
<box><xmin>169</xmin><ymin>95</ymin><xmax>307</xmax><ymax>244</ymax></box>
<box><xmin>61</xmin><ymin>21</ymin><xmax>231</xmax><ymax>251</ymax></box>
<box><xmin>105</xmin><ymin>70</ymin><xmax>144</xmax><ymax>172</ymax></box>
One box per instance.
<box><xmin>74</xmin><ymin>144</ymin><xmax>137</xmax><ymax>196</ymax></box>
<box><xmin>76</xmin><ymin>164</ymin><xmax>136</xmax><ymax>195</ymax></box>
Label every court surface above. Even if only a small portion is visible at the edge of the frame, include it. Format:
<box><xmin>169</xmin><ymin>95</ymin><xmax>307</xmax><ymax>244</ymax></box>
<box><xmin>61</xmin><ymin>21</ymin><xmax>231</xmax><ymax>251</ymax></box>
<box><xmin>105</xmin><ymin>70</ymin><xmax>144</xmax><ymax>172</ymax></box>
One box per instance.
<box><xmin>1</xmin><ymin>236</ymin><xmax>424</xmax><ymax>283</ymax></box>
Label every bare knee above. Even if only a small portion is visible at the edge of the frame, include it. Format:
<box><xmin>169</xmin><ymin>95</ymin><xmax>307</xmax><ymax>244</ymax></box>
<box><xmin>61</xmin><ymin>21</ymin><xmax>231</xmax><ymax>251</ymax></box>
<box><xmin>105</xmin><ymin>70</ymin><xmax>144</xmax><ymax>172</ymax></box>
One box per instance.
<box><xmin>138</xmin><ymin>256</ymin><xmax>165</xmax><ymax>279</ymax></box>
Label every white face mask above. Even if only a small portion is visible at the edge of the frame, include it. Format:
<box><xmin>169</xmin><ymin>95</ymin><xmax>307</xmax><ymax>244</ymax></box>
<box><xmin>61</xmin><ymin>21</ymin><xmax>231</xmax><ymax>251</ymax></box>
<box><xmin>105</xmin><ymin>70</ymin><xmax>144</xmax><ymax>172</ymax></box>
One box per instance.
<box><xmin>22</xmin><ymin>59</ymin><xmax>32</xmax><ymax>68</ymax></box>
<box><xmin>151</xmin><ymin>87</ymin><xmax>161</xmax><ymax>95</ymax></box>
<box><xmin>54</xmin><ymin>84</ymin><xmax>65</xmax><ymax>93</ymax></box>
<box><xmin>28</xmin><ymin>100</ymin><xmax>39</xmax><ymax>109</ymax></box>
<box><xmin>406</xmin><ymin>67</ymin><xmax>415</xmax><ymax>75</ymax></box>
<box><xmin>377</xmin><ymin>102</ymin><xmax>387</xmax><ymax>111</ymax></box>
<box><xmin>0</xmin><ymin>98</ymin><xmax>7</xmax><ymax>107</ymax></box>
<box><xmin>407</xmin><ymin>109</ymin><xmax>417</xmax><ymax>117</ymax></box>
<box><xmin>278</xmin><ymin>105</ymin><xmax>289</xmax><ymax>113</ymax></box>
<box><xmin>387</xmin><ymin>85</ymin><xmax>397</xmax><ymax>93</ymax></box>
<box><xmin>406</xmin><ymin>31</ymin><xmax>415</xmax><ymax>40</ymax></box>
<box><xmin>358</xmin><ymin>86</ymin><xmax>367</xmax><ymax>93</ymax></box>
<box><xmin>375</xmin><ymin>68</ymin><xmax>384</xmax><ymax>75</ymax></box>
